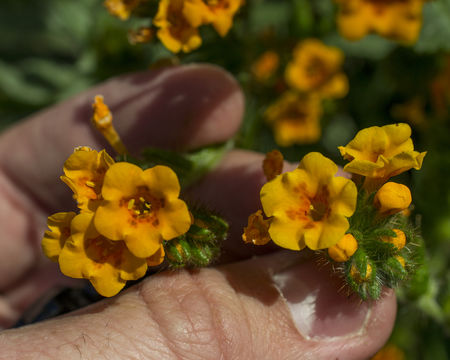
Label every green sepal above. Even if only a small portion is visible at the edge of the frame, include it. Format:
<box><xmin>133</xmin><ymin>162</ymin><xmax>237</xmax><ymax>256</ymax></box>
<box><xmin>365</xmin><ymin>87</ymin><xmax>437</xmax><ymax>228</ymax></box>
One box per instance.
<box><xmin>164</xmin><ymin>207</ymin><xmax>228</xmax><ymax>269</ymax></box>
<box><xmin>367</xmin><ymin>278</ymin><xmax>382</xmax><ymax>300</ymax></box>
<box><xmin>117</xmin><ymin>141</ymin><xmax>233</xmax><ymax>189</ymax></box>
<box><xmin>352</xmin><ymin>248</ymin><xmax>369</xmax><ymax>278</ymax></box>
<box><xmin>386</xmin><ymin>256</ymin><xmax>408</xmax><ymax>279</ymax></box>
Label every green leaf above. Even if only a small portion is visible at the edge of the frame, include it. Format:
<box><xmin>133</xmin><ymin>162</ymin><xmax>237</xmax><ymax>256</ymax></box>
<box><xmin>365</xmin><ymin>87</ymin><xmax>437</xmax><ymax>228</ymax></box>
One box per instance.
<box><xmin>415</xmin><ymin>0</ymin><xmax>450</xmax><ymax>53</ymax></box>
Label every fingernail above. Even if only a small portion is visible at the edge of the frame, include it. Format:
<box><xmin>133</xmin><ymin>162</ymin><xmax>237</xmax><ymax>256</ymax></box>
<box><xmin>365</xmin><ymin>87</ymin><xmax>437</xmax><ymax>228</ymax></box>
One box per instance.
<box><xmin>272</xmin><ymin>258</ymin><xmax>371</xmax><ymax>340</ymax></box>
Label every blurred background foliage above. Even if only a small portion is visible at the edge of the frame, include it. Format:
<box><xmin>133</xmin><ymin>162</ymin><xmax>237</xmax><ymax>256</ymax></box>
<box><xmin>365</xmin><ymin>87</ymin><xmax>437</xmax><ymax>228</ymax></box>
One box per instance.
<box><xmin>0</xmin><ymin>0</ymin><xmax>449</xmax><ymax>358</ymax></box>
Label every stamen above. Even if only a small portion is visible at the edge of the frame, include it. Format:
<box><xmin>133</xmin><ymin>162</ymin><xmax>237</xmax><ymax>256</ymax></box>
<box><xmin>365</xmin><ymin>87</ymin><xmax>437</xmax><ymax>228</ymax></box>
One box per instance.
<box><xmin>86</xmin><ymin>181</ymin><xmax>96</xmax><ymax>188</ymax></box>
<box><xmin>128</xmin><ymin>199</ymin><xmax>135</xmax><ymax>210</ymax></box>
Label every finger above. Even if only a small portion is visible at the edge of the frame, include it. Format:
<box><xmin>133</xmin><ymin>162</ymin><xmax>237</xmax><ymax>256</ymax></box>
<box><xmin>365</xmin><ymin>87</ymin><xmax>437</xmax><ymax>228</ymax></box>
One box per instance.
<box><xmin>0</xmin><ymin>64</ymin><xmax>244</xmax><ymax>212</ymax></box>
<box><xmin>0</xmin><ymin>149</ymin><xmax>280</xmax><ymax>327</ymax></box>
<box><xmin>0</xmin><ymin>252</ymin><xmax>396</xmax><ymax>359</ymax></box>
<box><xmin>0</xmin><ymin>65</ymin><xmax>243</xmax><ymax>295</ymax></box>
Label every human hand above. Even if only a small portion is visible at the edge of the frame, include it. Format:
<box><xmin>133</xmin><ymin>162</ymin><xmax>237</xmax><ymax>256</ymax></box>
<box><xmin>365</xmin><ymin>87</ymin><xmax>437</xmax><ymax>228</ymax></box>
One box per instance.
<box><xmin>0</xmin><ymin>65</ymin><xmax>395</xmax><ymax>359</ymax></box>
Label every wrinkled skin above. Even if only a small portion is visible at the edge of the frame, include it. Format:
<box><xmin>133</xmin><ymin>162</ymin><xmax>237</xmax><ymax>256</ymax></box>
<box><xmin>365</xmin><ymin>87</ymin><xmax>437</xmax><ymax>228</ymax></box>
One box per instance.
<box><xmin>0</xmin><ymin>65</ymin><xmax>395</xmax><ymax>359</ymax></box>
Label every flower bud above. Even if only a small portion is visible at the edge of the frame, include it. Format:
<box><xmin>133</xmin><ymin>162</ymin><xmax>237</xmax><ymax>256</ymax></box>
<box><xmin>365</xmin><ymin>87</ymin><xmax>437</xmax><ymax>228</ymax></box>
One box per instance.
<box><xmin>381</xmin><ymin>229</ymin><xmax>406</xmax><ymax>250</ymax></box>
<box><xmin>350</xmin><ymin>263</ymin><xmax>372</xmax><ymax>283</ymax></box>
<box><xmin>374</xmin><ymin>182</ymin><xmax>412</xmax><ymax>216</ymax></box>
<box><xmin>395</xmin><ymin>255</ymin><xmax>406</xmax><ymax>269</ymax></box>
<box><xmin>328</xmin><ymin>233</ymin><xmax>358</xmax><ymax>262</ymax></box>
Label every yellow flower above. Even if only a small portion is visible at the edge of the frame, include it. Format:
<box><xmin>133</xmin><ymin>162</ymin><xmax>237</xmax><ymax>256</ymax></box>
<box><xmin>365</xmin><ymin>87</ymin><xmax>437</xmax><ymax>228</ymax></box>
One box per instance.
<box><xmin>263</xmin><ymin>150</ymin><xmax>284</xmax><ymax>182</ymax></box>
<box><xmin>371</xmin><ymin>344</ymin><xmax>406</xmax><ymax>360</ymax></box>
<box><xmin>104</xmin><ymin>0</ymin><xmax>144</xmax><ymax>20</ymax></box>
<box><xmin>242</xmin><ymin>210</ymin><xmax>271</xmax><ymax>245</ymax></box>
<box><xmin>251</xmin><ymin>51</ymin><xmax>280</xmax><ymax>83</ymax></box>
<box><xmin>94</xmin><ymin>162</ymin><xmax>192</xmax><ymax>258</ymax></box>
<box><xmin>42</xmin><ymin>212</ymin><xmax>76</xmax><ymax>262</ymax></box>
<box><xmin>381</xmin><ymin>229</ymin><xmax>406</xmax><ymax>250</ymax></box>
<box><xmin>265</xmin><ymin>92</ymin><xmax>322</xmax><ymax>147</ymax></box>
<box><xmin>58</xmin><ymin>213</ymin><xmax>148</xmax><ymax>297</ymax></box>
<box><xmin>328</xmin><ymin>233</ymin><xmax>358</xmax><ymax>262</ymax></box>
<box><xmin>335</xmin><ymin>0</ymin><xmax>427</xmax><ymax>44</ymax></box>
<box><xmin>338</xmin><ymin>123</ymin><xmax>426</xmax><ymax>185</ymax></box>
<box><xmin>147</xmin><ymin>244</ymin><xmax>166</xmax><ymax>266</ymax></box>
<box><xmin>285</xmin><ymin>39</ymin><xmax>348</xmax><ymax>99</ymax></box>
<box><xmin>374</xmin><ymin>182</ymin><xmax>412</xmax><ymax>216</ymax></box>
<box><xmin>260</xmin><ymin>152</ymin><xmax>357</xmax><ymax>251</ymax></box>
<box><xmin>184</xmin><ymin>0</ymin><xmax>244</xmax><ymax>37</ymax></box>
<box><xmin>153</xmin><ymin>0</ymin><xmax>203</xmax><ymax>53</ymax></box>
<box><xmin>61</xmin><ymin>147</ymin><xmax>115</xmax><ymax>212</ymax></box>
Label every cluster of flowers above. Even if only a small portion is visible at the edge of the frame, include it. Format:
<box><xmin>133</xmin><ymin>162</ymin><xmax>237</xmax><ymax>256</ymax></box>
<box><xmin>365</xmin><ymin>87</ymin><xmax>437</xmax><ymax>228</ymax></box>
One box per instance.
<box><xmin>243</xmin><ymin>123</ymin><xmax>426</xmax><ymax>300</ymax></box>
<box><xmin>42</xmin><ymin>146</ymin><xmax>192</xmax><ymax>297</ymax></box>
<box><xmin>334</xmin><ymin>0</ymin><xmax>430</xmax><ymax>44</ymax></box>
<box><xmin>42</xmin><ymin>96</ymin><xmax>226</xmax><ymax>297</ymax></box>
<box><xmin>255</xmin><ymin>39</ymin><xmax>348</xmax><ymax>147</ymax></box>
<box><xmin>104</xmin><ymin>0</ymin><xmax>244</xmax><ymax>53</ymax></box>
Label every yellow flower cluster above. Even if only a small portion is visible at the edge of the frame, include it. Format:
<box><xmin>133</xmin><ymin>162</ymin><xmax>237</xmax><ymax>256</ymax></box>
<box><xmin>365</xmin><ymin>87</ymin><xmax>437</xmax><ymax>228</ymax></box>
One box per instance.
<box><xmin>105</xmin><ymin>0</ymin><xmax>244</xmax><ymax>53</ymax></box>
<box><xmin>43</xmin><ymin>147</ymin><xmax>191</xmax><ymax>296</ymax></box>
<box><xmin>334</xmin><ymin>0</ymin><xmax>428</xmax><ymax>44</ymax></box>
<box><xmin>243</xmin><ymin>124</ymin><xmax>425</xmax><ymax>294</ymax></box>
<box><xmin>243</xmin><ymin>151</ymin><xmax>357</xmax><ymax>251</ymax></box>
<box><xmin>265</xmin><ymin>39</ymin><xmax>348</xmax><ymax>147</ymax></box>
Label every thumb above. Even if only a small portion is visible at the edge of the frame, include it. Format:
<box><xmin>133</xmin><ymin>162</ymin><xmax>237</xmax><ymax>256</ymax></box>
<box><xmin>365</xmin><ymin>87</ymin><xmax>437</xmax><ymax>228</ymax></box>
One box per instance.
<box><xmin>1</xmin><ymin>252</ymin><xmax>395</xmax><ymax>360</ymax></box>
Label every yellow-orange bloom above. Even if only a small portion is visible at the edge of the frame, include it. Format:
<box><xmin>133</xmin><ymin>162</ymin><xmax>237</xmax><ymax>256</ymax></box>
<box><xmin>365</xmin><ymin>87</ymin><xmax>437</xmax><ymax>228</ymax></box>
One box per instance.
<box><xmin>371</xmin><ymin>344</ymin><xmax>406</xmax><ymax>360</ymax></box>
<box><xmin>374</xmin><ymin>182</ymin><xmax>412</xmax><ymax>215</ymax></box>
<box><xmin>251</xmin><ymin>51</ymin><xmax>280</xmax><ymax>83</ymax></box>
<box><xmin>104</xmin><ymin>0</ymin><xmax>144</xmax><ymax>20</ymax></box>
<box><xmin>61</xmin><ymin>147</ymin><xmax>115</xmax><ymax>212</ymax></box>
<box><xmin>335</xmin><ymin>0</ymin><xmax>427</xmax><ymax>44</ymax></box>
<box><xmin>285</xmin><ymin>39</ymin><xmax>348</xmax><ymax>99</ymax></box>
<box><xmin>381</xmin><ymin>229</ymin><xmax>406</xmax><ymax>250</ymax></box>
<box><xmin>94</xmin><ymin>162</ymin><xmax>192</xmax><ymax>258</ymax></box>
<box><xmin>42</xmin><ymin>212</ymin><xmax>76</xmax><ymax>262</ymax></box>
<box><xmin>58</xmin><ymin>213</ymin><xmax>148</xmax><ymax>297</ymax></box>
<box><xmin>260</xmin><ymin>152</ymin><xmax>357</xmax><ymax>250</ymax></box>
<box><xmin>263</xmin><ymin>150</ymin><xmax>284</xmax><ymax>182</ymax></box>
<box><xmin>153</xmin><ymin>0</ymin><xmax>203</xmax><ymax>53</ymax></box>
<box><xmin>184</xmin><ymin>0</ymin><xmax>244</xmax><ymax>37</ymax></box>
<box><xmin>242</xmin><ymin>210</ymin><xmax>271</xmax><ymax>245</ymax></box>
<box><xmin>146</xmin><ymin>244</ymin><xmax>166</xmax><ymax>266</ymax></box>
<box><xmin>328</xmin><ymin>233</ymin><xmax>358</xmax><ymax>262</ymax></box>
<box><xmin>338</xmin><ymin>123</ymin><xmax>426</xmax><ymax>184</ymax></box>
<box><xmin>265</xmin><ymin>92</ymin><xmax>322</xmax><ymax>147</ymax></box>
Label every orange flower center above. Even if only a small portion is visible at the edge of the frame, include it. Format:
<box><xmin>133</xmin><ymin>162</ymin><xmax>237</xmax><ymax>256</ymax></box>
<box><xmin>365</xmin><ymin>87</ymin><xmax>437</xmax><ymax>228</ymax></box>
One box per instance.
<box><xmin>305</xmin><ymin>56</ymin><xmax>330</xmax><ymax>87</ymax></box>
<box><xmin>308</xmin><ymin>187</ymin><xmax>330</xmax><ymax>222</ymax></box>
<box><xmin>286</xmin><ymin>186</ymin><xmax>330</xmax><ymax>224</ymax></box>
<box><xmin>122</xmin><ymin>186</ymin><xmax>164</xmax><ymax>226</ymax></box>
<box><xmin>86</xmin><ymin>236</ymin><xmax>125</xmax><ymax>267</ymax></box>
